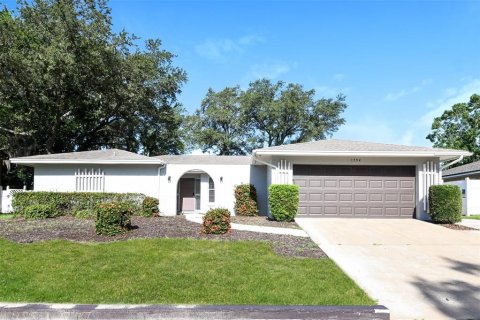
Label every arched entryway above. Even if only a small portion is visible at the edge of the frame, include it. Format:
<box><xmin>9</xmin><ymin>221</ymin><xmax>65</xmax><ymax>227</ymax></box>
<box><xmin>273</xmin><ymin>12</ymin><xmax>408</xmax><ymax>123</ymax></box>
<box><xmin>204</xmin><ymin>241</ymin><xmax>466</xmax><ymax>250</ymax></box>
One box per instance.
<box><xmin>176</xmin><ymin>169</ymin><xmax>215</xmax><ymax>214</ymax></box>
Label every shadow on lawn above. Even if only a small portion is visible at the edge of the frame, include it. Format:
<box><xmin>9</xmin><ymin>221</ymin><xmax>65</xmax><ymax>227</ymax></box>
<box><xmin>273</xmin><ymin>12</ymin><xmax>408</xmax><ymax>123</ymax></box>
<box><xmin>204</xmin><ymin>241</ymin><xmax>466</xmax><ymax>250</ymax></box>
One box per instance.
<box><xmin>411</xmin><ymin>257</ymin><xmax>480</xmax><ymax>319</ymax></box>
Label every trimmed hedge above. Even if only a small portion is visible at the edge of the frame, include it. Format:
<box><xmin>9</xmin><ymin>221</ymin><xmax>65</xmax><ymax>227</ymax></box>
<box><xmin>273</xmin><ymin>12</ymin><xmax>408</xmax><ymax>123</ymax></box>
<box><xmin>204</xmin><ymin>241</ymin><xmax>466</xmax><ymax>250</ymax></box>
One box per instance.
<box><xmin>141</xmin><ymin>196</ymin><xmax>160</xmax><ymax>217</ymax></box>
<box><xmin>234</xmin><ymin>184</ymin><xmax>259</xmax><ymax>216</ymax></box>
<box><xmin>12</xmin><ymin>192</ymin><xmax>148</xmax><ymax>217</ymax></box>
<box><xmin>202</xmin><ymin>208</ymin><xmax>231</xmax><ymax>234</ymax></box>
<box><xmin>95</xmin><ymin>201</ymin><xmax>133</xmax><ymax>236</ymax></box>
<box><xmin>429</xmin><ymin>184</ymin><xmax>462</xmax><ymax>223</ymax></box>
<box><xmin>269</xmin><ymin>184</ymin><xmax>299</xmax><ymax>222</ymax></box>
<box><xmin>23</xmin><ymin>204</ymin><xmax>57</xmax><ymax>219</ymax></box>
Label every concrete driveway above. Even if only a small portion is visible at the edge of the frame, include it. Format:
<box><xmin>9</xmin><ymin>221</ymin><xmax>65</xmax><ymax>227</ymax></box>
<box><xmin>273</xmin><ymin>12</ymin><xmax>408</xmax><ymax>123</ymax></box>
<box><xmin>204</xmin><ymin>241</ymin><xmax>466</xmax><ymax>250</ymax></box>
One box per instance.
<box><xmin>296</xmin><ymin>218</ymin><xmax>480</xmax><ymax>320</ymax></box>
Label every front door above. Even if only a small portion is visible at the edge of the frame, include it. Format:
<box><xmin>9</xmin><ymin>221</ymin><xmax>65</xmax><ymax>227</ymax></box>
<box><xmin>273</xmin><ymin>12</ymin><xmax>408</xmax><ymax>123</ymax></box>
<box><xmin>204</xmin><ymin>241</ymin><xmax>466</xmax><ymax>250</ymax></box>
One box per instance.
<box><xmin>180</xmin><ymin>178</ymin><xmax>195</xmax><ymax>212</ymax></box>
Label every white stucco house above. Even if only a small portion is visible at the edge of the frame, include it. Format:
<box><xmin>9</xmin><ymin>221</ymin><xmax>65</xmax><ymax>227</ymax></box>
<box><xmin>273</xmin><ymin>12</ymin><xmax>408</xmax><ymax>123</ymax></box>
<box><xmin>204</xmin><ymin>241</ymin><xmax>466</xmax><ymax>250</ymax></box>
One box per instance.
<box><xmin>443</xmin><ymin>160</ymin><xmax>480</xmax><ymax>216</ymax></box>
<box><xmin>9</xmin><ymin>139</ymin><xmax>470</xmax><ymax>220</ymax></box>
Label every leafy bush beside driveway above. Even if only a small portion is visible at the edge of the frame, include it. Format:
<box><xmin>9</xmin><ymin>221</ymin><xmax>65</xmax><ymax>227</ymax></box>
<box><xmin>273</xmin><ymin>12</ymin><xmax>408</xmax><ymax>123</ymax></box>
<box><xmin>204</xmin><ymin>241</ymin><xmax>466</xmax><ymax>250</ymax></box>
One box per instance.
<box><xmin>269</xmin><ymin>184</ymin><xmax>299</xmax><ymax>222</ymax></box>
<box><xmin>429</xmin><ymin>185</ymin><xmax>462</xmax><ymax>223</ymax></box>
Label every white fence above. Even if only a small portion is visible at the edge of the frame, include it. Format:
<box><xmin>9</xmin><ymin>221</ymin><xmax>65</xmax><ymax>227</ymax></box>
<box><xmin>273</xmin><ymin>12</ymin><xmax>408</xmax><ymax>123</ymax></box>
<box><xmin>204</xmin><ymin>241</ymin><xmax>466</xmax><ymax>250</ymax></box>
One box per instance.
<box><xmin>445</xmin><ymin>178</ymin><xmax>480</xmax><ymax>216</ymax></box>
<box><xmin>0</xmin><ymin>186</ymin><xmax>26</xmax><ymax>213</ymax></box>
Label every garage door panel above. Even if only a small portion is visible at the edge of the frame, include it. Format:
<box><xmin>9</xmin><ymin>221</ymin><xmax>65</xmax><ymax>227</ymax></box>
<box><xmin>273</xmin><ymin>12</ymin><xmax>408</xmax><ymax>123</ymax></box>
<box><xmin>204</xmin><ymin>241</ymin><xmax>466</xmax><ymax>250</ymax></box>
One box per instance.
<box><xmin>309</xmin><ymin>193</ymin><xmax>322</xmax><ymax>201</ymax></box>
<box><xmin>385</xmin><ymin>193</ymin><xmax>399</xmax><ymax>201</ymax></box>
<box><xmin>293</xmin><ymin>165</ymin><xmax>415</xmax><ymax>218</ymax></box>
<box><xmin>385</xmin><ymin>207</ymin><xmax>400</xmax><ymax>216</ymax></box>
<box><xmin>354</xmin><ymin>193</ymin><xmax>368</xmax><ymax>201</ymax></box>
<box><xmin>400</xmin><ymin>193</ymin><xmax>415</xmax><ymax>202</ymax></box>
<box><xmin>370</xmin><ymin>207</ymin><xmax>384</xmax><ymax>216</ymax></box>
<box><xmin>324</xmin><ymin>193</ymin><xmax>337</xmax><ymax>201</ymax></box>
<box><xmin>384</xmin><ymin>180</ymin><xmax>398</xmax><ymax>188</ymax></box>
<box><xmin>400</xmin><ymin>180</ymin><xmax>414</xmax><ymax>189</ymax></box>
<box><xmin>324</xmin><ymin>206</ymin><xmax>338</xmax><ymax>215</ymax></box>
<box><xmin>339</xmin><ymin>193</ymin><xmax>353</xmax><ymax>201</ymax></box>
<box><xmin>369</xmin><ymin>180</ymin><xmax>383</xmax><ymax>188</ymax></box>
<box><xmin>324</xmin><ymin>180</ymin><xmax>337</xmax><ymax>188</ymax></box>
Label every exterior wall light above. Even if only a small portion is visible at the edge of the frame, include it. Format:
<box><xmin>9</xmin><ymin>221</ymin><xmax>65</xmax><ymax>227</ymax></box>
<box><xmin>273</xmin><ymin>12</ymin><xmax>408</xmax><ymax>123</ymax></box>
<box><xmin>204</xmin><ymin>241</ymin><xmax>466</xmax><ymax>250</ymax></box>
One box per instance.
<box><xmin>168</xmin><ymin>176</ymin><xmax>171</xmax><ymax>183</ymax></box>
<box><xmin>220</xmin><ymin>176</ymin><xmax>223</xmax><ymax>183</ymax></box>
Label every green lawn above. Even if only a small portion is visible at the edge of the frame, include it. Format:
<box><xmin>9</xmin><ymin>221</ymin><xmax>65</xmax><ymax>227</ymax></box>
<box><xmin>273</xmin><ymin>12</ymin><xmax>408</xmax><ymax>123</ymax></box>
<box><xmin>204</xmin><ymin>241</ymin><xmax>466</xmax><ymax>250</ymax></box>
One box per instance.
<box><xmin>464</xmin><ymin>215</ymin><xmax>480</xmax><ymax>220</ymax></box>
<box><xmin>0</xmin><ymin>214</ymin><xmax>13</xmax><ymax>220</ymax></box>
<box><xmin>0</xmin><ymin>238</ymin><xmax>373</xmax><ymax>305</ymax></box>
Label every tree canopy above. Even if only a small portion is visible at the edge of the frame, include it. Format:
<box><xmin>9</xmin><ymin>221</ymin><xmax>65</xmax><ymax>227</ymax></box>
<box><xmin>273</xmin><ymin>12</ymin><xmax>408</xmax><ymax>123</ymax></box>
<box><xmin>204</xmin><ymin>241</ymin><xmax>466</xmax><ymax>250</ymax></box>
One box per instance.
<box><xmin>0</xmin><ymin>0</ymin><xmax>187</xmax><ymax>186</ymax></box>
<box><xmin>427</xmin><ymin>93</ymin><xmax>480</xmax><ymax>165</ymax></box>
<box><xmin>187</xmin><ymin>79</ymin><xmax>347</xmax><ymax>154</ymax></box>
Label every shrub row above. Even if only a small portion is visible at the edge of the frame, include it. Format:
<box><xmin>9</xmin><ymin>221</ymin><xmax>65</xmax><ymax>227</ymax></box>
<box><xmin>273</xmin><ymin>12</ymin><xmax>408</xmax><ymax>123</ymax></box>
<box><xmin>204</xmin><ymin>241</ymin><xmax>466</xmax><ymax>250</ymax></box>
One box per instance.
<box><xmin>429</xmin><ymin>185</ymin><xmax>462</xmax><ymax>223</ymax></box>
<box><xmin>13</xmin><ymin>192</ymin><xmax>158</xmax><ymax>218</ymax></box>
<box><xmin>234</xmin><ymin>184</ymin><xmax>258</xmax><ymax>216</ymax></box>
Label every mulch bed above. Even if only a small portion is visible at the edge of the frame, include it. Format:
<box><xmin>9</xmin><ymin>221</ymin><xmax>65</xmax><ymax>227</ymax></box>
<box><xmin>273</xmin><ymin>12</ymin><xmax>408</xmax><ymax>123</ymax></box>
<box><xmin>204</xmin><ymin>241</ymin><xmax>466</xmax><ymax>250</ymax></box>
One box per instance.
<box><xmin>230</xmin><ymin>216</ymin><xmax>300</xmax><ymax>229</ymax></box>
<box><xmin>437</xmin><ymin>223</ymin><xmax>478</xmax><ymax>231</ymax></box>
<box><xmin>0</xmin><ymin>216</ymin><xmax>325</xmax><ymax>259</ymax></box>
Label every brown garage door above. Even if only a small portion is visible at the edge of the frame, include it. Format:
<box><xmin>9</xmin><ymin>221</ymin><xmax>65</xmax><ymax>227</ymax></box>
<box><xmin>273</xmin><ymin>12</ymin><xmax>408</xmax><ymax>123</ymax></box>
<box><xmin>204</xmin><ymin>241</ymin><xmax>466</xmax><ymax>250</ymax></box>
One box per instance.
<box><xmin>293</xmin><ymin>165</ymin><xmax>416</xmax><ymax>218</ymax></box>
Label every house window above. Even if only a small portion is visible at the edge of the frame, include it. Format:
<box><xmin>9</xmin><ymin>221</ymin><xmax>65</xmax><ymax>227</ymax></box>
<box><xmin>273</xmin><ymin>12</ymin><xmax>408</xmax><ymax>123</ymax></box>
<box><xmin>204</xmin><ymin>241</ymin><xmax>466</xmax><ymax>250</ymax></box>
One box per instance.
<box><xmin>75</xmin><ymin>168</ymin><xmax>105</xmax><ymax>192</ymax></box>
<box><xmin>209</xmin><ymin>177</ymin><xmax>215</xmax><ymax>203</ymax></box>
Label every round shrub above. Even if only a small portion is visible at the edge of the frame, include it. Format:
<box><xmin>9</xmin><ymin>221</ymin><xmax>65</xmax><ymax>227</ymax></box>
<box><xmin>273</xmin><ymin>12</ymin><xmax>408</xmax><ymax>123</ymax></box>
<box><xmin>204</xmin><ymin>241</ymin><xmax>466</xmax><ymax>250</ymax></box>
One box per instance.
<box><xmin>429</xmin><ymin>184</ymin><xmax>462</xmax><ymax>223</ymax></box>
<box><xmin>23</xmin><ymin>204</ymin><xmax>56</xmax><ymax>219</ymax></box>
<box><xmin>74</xmin><ymin>209</ymin><xmax>95</xmax><ymax>219</ymax></box>
<box><xmin>141</xmin><ymin>197</ymin><xmax>159</xmax><ymax>217</ymax></box>
<box><xmin>268</xmin><ymin>184</ymin><xmax>299</xmax><ymax>222</ymax></box>
<box><xmin>95</xmin><ymin>202</ymin><xmax>133</xmax><ymax>236</ymax></box>
<box><xmin>234</xmin><ymin>184</ymin><xmax>259</xmax><ymax>216</ymax></box>
<box><xmin>202</xmin><ymin>208</ymin><xmax>231</xmax><ymax>234</ymax></box>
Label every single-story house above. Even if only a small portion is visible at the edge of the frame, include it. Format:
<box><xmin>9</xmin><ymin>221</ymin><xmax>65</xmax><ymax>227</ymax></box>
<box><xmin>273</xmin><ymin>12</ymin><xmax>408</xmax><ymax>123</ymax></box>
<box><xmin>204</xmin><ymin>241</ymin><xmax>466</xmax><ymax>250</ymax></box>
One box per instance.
<box><xmin>443</xmin><ymin>160</ymin><xmax>480</xmax><ymax>216</ymax></box>
<box><xmin>9</xmin><ymin>139</ymin><xmax>470</xmax><ymax>220</ymax></box>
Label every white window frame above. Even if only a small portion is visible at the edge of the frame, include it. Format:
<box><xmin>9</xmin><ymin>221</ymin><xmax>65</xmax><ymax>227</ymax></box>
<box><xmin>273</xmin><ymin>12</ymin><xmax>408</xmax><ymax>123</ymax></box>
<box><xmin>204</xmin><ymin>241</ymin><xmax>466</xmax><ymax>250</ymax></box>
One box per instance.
<box><xmin>208</xmin><ymin>177</ymin><xmax>215</xmax><ymax>203</ymax></box>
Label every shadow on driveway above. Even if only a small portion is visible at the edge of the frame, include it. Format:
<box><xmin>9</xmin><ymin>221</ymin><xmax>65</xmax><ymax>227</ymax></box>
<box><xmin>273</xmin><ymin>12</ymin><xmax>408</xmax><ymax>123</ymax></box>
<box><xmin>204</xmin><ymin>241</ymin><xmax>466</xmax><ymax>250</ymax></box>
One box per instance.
<box><xmin>411</xmin><ymin>257</ymin><xmax>480</xmax><ymax>319</ymax></box>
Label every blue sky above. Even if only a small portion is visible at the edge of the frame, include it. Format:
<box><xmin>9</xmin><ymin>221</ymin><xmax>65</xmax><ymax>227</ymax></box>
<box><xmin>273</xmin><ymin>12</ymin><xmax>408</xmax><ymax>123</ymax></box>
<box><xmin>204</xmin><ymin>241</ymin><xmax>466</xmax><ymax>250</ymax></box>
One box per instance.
<box><xmin>6</xmin><ymin>0</ymin><xmax>480</xmax><ymax>147</ymax></box>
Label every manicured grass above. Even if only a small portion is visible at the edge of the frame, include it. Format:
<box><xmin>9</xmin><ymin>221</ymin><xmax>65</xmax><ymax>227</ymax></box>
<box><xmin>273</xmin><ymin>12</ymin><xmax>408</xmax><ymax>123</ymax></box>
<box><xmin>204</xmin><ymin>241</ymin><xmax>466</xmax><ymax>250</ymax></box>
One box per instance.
<box><xmin>463</xmin><ymin>215</ymin><xmax>480</xmax><ymax>220</ymax></box>
<box><xmin>0</xmin><ymin>214</ymin><xmax>13</xmax><ymax>220</ymax></box>
<box><xmin>0</xmin><ymin>238</ymin><xmax>373</xmax><ymax>305</ymax></box>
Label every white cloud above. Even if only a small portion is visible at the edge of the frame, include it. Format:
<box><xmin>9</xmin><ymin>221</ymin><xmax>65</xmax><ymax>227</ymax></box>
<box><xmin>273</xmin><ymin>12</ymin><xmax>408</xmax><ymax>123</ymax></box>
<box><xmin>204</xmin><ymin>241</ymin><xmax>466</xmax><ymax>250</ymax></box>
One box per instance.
<box><xmin>401</xmin><ymin>78</ymin><xmax>480</xmax><ymax>146</ymax></box>
<box><xmin>195</xmin><ymin>35</ymin><xmax>264</xmax><ymax>62</ymax></box>
<box><xmin>385</xmin><ymin>78</ymin><xmax>432</xmax><ymax>101</ymax></box>
<box><xmin>335</xmin><ymin>79</ymin><xmax>480</xmax><ymax>147</ymax></box>
<box><xmin>314</xmin><ymin>85</ymin><xmax>351</xmax><ymax>98</ymax></box>
<box><xmin>244</xmin><ymin>62</ymin><xmax>292</xmax><ymax>81</ymax></box>
<box><xmin>419</xmin><ymin>79</ymin><xmax>480</xmax><ymax>127</ymax></box>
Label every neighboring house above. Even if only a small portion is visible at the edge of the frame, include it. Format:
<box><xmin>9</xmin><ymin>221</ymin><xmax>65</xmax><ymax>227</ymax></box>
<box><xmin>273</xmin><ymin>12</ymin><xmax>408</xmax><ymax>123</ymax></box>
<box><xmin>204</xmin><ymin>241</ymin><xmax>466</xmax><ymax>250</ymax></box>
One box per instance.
<box><xmin>9</xmin><ymin>139</ymin><xmax>470</xmax><ymax>220</ymax></box>
<box><xmin>443</xmin><ymin>160</ymin><xmax>480</xmax><ymax>216</ymax></box>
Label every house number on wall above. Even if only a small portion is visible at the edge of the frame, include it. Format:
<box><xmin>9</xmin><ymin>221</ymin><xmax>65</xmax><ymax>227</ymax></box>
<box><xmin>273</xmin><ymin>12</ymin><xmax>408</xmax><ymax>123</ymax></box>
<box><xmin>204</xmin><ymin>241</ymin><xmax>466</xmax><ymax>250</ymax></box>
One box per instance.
<box><xmin>350</xmin><ymin>158</ymin><xmax>361</xmax><ymax>163</ymax></box>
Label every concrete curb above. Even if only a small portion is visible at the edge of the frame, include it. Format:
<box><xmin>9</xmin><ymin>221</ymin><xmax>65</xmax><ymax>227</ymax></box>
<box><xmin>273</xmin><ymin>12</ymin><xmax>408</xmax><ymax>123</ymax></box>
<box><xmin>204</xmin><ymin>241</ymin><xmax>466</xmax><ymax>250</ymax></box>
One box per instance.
<box><xmin>184</xmin><ymin>214</ymin><xmax>308</xmax><ymax>237</ymax></box>
<box><xmin>0</xmin><ymin>303</ymin><xmax>390</xmax><ymax>320</ymax></box>
<box><xmin>459</xmin><ymin>219</ymin><xmax>480</xmax><ymax>230</ymax></box>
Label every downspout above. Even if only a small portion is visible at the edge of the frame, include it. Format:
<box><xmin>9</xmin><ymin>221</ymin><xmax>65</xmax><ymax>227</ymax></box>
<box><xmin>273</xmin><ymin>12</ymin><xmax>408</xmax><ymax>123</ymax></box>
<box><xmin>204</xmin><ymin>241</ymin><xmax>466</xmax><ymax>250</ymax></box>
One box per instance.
<box><xmin>157</xmin><ymin>163</ymin><xmax>166</xmax><ymax>214</ymax></box>
<box><xmin>441</xmin><ymin>155</ymin><xmax>463</xmax><ymax>170</ymax></box>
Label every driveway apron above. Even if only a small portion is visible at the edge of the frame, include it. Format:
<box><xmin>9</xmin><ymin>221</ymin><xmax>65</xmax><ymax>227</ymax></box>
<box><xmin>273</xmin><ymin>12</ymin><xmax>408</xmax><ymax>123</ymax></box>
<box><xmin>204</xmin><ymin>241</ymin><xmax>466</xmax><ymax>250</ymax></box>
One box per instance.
<box><xmin>296</xmin><ymin>218</ymin><xmax>480</xmax><ymax>320</ymax></box>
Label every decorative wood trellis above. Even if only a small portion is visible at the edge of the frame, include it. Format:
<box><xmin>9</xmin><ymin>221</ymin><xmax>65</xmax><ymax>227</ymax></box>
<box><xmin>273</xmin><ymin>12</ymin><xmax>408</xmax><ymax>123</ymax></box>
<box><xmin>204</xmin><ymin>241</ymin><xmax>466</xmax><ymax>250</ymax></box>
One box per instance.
<box><xmin>75</xmin><ymin>168</ymin><xmax>105</xmax><ymax>192</ymax></box>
